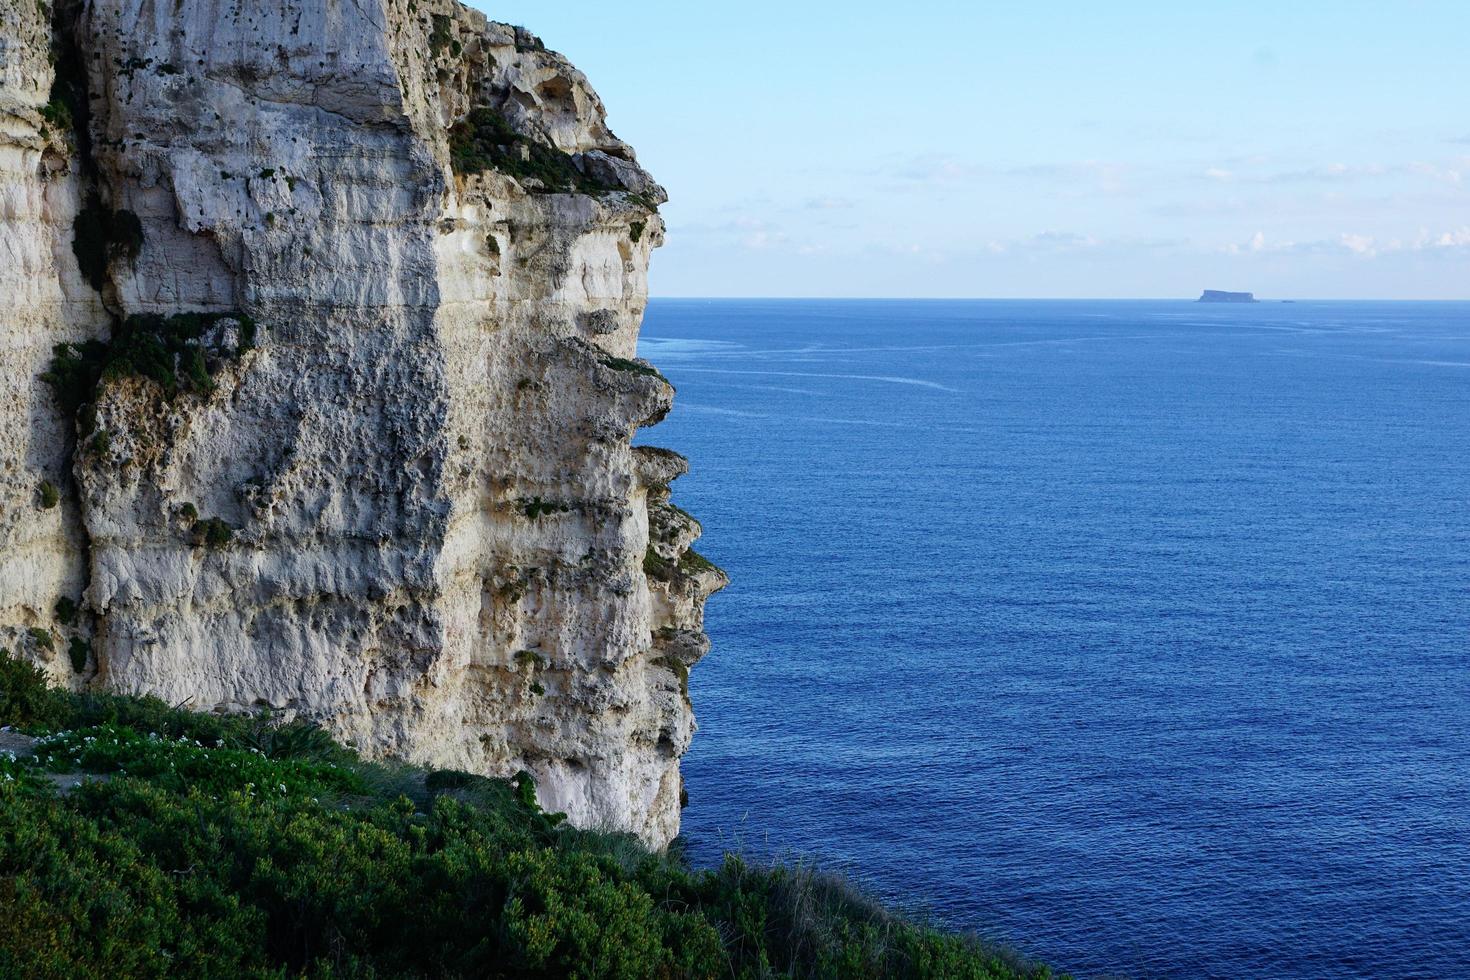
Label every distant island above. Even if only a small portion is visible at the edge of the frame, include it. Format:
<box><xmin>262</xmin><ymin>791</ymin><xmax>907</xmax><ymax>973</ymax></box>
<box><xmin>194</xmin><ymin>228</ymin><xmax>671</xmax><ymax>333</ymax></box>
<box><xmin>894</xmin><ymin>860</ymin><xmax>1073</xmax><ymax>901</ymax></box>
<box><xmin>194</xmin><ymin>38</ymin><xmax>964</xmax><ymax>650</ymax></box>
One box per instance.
<box><xmin>1199</xmin><ymin>290</ymin><xmax>1259</xmax><ymax>303</ymax></box>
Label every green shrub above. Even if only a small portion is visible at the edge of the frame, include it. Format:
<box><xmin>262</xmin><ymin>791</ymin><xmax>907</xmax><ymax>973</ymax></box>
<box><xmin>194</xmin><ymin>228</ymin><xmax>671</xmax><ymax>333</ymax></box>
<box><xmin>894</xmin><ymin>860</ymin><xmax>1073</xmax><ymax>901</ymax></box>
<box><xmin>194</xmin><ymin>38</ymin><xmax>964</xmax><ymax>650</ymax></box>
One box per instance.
<box><xmin>189</xmin><ymin>517</ymin><xmax>234</xmax><ymax>549</ymax></box>
<box><xmin>39</xmin><ymin>95</ymin><xmax>73</xmax><ymax>133</ymax></box>
<box><xmin>449</xmin><ymin>108</ymin><xmax>615</xmax><ymax>194</ymax></box>
<box><xmin>643</xmin><ymin>545</ymin><xmax>672</xmax><ymax>581</ymax></box>
<box><xmin>429</xmin><ymin>13</ymin><xmax>454</xmax><ymax>57</ymax></box>
<box><xmin>37</xmin><ymin>480</ymin><xmax>60</xmax><ymax>510</ymax></box>
<box><xmin>629</xmin><ymin>220</ymin><xmax>646</xmax><ymax>243</ymax></box>
<box><xmin>54</xmin><ymin>597</ymin><xmax>79</xmax><ymax>626</ymax></box>
<box><xmin>66</xmin><ymin>637</ymin><xmax>89</xmax><ymax>674</ymax></box>
<box><xmin>680</xmin><ymin>548</ymin><xmax>723</xmax><ymax>577</ymax></box>
<box><xmin>0</xmin><ymin>654</ymin><xmax>1049</xmax><ymax>979</ymax></box>
<box><xmin>599</xmin><ymin>354</ymin><xmax>664</xmax><ymax>379</ymax></box>
<box><xmin>42</xmin><ymin>311</ymin><xmax>257</xmax><ymax>434</ymax></box>
<box><xmin>515</xmin><ymin>649</ymin><xmax>548</xmax><ymax>670</ymax></box>
<box><xmin>71</xmin><ymin>197</ymin><xmax>143</xmax><ymax>291</ymax></box>
<box><xmin>26</xmin><ymin>628</ymin><xmax>54</xmax><ymax>653</ymax></box>
<box><xmin>0</xmin><ymin>651</ymin><xmax>72</xmax><ymax>730</ymax></box>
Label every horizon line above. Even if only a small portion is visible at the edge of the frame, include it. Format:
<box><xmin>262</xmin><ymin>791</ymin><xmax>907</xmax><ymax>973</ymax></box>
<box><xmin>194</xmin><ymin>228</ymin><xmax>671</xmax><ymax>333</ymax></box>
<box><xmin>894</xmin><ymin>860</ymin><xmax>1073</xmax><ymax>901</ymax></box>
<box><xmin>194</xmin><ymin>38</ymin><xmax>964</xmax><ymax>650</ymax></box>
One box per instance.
<box><xmin>644</xmin><ymin>295</ymin><xmax>1470</xmax><ymax>303</ymax></box>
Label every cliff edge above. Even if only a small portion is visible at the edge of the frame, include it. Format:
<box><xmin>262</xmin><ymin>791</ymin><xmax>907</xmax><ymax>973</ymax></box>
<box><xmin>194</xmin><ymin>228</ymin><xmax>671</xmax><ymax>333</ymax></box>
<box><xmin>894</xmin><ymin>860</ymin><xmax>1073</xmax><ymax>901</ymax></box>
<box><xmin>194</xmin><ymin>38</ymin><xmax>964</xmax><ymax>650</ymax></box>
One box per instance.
<box><xmin>0</xmin><ymin>0</ymin><xmax>724</xmax><ymax>847</ymax></box>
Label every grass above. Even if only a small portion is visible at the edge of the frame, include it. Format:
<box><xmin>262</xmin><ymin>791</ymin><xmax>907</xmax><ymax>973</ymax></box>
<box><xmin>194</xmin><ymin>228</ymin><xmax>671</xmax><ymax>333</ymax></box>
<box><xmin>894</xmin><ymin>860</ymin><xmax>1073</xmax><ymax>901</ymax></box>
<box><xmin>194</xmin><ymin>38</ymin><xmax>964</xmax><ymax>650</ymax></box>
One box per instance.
<box><xmin>0</xmin><ymin>652</ymin><xmax>1051</xmax><ymax>979</ymax></box>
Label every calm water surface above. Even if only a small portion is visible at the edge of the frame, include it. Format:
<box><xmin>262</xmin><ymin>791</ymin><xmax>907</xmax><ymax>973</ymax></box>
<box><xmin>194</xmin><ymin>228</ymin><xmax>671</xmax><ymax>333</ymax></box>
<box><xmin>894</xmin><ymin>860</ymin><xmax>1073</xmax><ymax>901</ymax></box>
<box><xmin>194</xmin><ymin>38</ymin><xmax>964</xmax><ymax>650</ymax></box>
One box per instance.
<box><xmin>636</xmin><ymin>299</ymin><xmax>1470</xmax><ymax>979</ymax></box>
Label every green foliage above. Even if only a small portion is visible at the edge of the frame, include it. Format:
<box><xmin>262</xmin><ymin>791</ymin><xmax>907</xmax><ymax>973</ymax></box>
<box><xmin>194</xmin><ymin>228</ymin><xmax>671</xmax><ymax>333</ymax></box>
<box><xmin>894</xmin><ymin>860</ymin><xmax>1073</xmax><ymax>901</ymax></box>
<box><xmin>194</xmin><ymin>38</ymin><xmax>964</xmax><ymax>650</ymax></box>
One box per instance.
<box><xmin>178</xmin><ymin>501</ymin><xmax>198</xmax><ymax>522</ymax></box>
<box><xmin>42</xmin><ymin>312</ymin><xmax>257</xmax><ymax>439</ymax></box>
<box><xmin>515</xmin><ymin>649</ymin><xmax>548</xmax><ymax>670</ymax></box>
<box><xmin>37</xmin><ymin>480</ymin><xmax>60</xmax><ymax>510</ymax></box>
<box><xmin>189</xmin><ymin>517</ymin><xmax>234</xmax><ymax>549</ymax></box>
<box><xmin>54</xmin><ymin>597</ymin><xmax>78</xmax><ymax>626</ymax></box>
<box><xmin>449</xmin><ymin>108</ymin><xmax>613</xmax><ymax>194</ymax></box>
<box><xmin>644</xmin><ymin>547</ymin><xmax>724</xmax><ymax>584</ymax></box>
<box><xmin>627</xmin><ymin>190</ymin><xmax>663</xmax><ymax>213</ymax></box>
<box><xmin>600</xmin><ymin>354</ymin><xmax>665</xmax><ymax>380</ymax></box>
<box><xmin>521</xmin><ymin>497</ymin><xmax>572</xmax><ymax>520</ymax></box>
<box><xmin>0</xmin><ymin>652</ymin><xmax>72</xmax><ymax>730</ymax></box>
<box><xmin>31</xmin><ymin>725</ymin><xmax>364</xmax><ymax>799</ymax></box>
<box><xmin>71</xmin><ymin>197</ymin><xmax>143</xmax><ymax>291</ymax></box>
<box><xmin>67</xmin><ymin>637</ymin><xmax>89</xmax><ymax>674</ymax></box>
<box><xmin>679</xmin><ymin>548</ymin><xmax>723</xmax><ymax>577</ymax></box>
<box><xmin>39</xmin><ymin>95</ymin><xmax>72</xmax><ymax>133</ymax></box>
<box><xmin>629</xmin><ymin>220</ymin><xmax>646</xmax><ymax>243</ymax></box>
<box><xmin>643</xmin><ymin>545</ymin><xmax>672</xmax><ymax>581</ymax></box>
<box><xmin>0</xmin><ymin>653</ymin><xmax>1048</xmax><ymax>979</ymax></box>
<box><xmin>429</xmin><ymin>13</ymin><xmax>454</xmax><ymax>57</ymax></box>
<box><xmin>26</xmin><ymin>628</ymin><xmax>54</xmax><ymax>653</ymax></box>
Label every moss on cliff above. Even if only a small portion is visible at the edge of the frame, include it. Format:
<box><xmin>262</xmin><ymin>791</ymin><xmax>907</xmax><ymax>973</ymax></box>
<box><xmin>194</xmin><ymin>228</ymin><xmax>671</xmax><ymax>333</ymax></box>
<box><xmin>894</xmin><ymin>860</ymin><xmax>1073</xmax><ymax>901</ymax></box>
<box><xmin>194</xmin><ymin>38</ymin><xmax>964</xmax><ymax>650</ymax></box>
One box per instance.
<box><xmin>0</xmin><ymin>652</ymin><xmax>1049</xmax><ymax>979</ymax></box>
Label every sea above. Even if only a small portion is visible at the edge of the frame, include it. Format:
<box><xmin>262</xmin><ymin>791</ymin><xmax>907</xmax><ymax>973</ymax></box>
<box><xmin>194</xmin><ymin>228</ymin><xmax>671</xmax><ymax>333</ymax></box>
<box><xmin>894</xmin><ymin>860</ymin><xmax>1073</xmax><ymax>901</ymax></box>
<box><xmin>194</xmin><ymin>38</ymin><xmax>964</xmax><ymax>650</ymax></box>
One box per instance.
<box><xmin>634</xmin><ymin>299</ymin><xmax>1470</xmax><ymax>980</ymax></box>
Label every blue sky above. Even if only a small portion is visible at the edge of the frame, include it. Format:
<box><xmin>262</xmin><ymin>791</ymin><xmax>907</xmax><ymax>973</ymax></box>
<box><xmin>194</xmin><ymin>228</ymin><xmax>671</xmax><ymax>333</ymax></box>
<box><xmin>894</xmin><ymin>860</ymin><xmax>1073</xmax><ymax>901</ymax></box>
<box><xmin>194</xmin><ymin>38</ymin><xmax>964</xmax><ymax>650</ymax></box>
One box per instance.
<box><xmin>469</xmin><ymin>1</ymin><xmax>1470</xmax><ymax>298</ymax></box>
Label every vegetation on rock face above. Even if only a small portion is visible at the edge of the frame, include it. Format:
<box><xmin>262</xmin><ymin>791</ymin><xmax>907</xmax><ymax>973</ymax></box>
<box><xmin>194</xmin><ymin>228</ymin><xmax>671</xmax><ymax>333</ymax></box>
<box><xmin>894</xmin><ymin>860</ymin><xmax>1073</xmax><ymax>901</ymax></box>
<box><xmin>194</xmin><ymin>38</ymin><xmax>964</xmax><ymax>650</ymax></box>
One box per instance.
<box><xmin>42</xmin><ymin>311</ymin><xmax>257</xmax><ymax>431</ymax></box>
<box><xmin>189</xmin><ymin>516</ymin><xmax>235</xmax><ymax>549</ymax></box>
<box><xmin>54</xmin><ymin>597</ymin><xmax>78</xmax><ymax>627</ymax></box>
<box><xmin>645</xmin><ymin>545</ymin><xmax>726</xmax><ymax>584</ymax></box>
<box><xmin>449</xmin><ymin>107</ymin><xmax>614</xmax><ymax>194</ymax></box>
<box><xmin>36</xmin><ymin>480</ymin><xmax>60</xmax><ymax>510</ymax></box>
<box><xmin>0</xmin><ymin>652</ymin><xmax>1049</xmax><ymax>979</ymax></box>
<box><xmin>521</xmin><ymin>496</ymin><xmax>573</xmax><ymax>520</ymax></box>
<box><xmin>600</xmin><ymin>354</ymin><xmax>666</xmax><ymax>381</ymax></box>
<box><xmin>66</xmin><ymin>637</ymin><xmax>90</xmax><ymax>674</ymax></box>
<box><xmin>71</xmin><ymin>197</ymin><xmax>143</xmax><ymax>292</ymax></box>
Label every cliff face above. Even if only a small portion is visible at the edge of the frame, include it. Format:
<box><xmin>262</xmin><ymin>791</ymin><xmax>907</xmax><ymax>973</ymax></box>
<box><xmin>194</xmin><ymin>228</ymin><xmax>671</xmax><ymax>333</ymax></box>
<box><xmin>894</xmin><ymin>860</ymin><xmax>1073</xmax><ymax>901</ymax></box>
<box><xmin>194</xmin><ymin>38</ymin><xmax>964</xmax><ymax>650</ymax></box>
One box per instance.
<box><xmin>0</xmin><ymin>0</ymin><xmax>723</xmax><ymax>846</ymax></box>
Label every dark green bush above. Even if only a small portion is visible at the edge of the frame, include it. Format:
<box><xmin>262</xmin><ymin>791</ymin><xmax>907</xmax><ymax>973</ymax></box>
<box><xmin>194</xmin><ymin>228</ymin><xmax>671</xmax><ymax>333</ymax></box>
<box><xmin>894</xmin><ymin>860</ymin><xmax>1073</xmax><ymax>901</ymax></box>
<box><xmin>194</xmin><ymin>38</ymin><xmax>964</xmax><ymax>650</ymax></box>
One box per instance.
<box><xmin>66</xmin><ymin>637</ymin><xmax>89</xmax><ymax>674</ymax></box>
<box><xmin>0</xmin><ymin>652</ymin><xmax>1048</xmax><ymax>979</ymax></box>
<box><xmin>189</xmin><ymin>517</ymin><xmax>234</xmax><ymax>549</ymax></box>
<box><xmin>0</xmin><ymin>652</ymin><xmax>72</xmax><ymax>730</ymax></box>
<box><xmin>37</xmin><ymin>480</ymin><xmax>60</xmax><ymax>510</ymax></box>
<box><xmin>54</xmin><ymin>597</ymin><xmax>78</xmax><ymax>626</ymax></box>
<box><xmin>42</xmin><ymin>311</ymin><xmax>258</xmax><ymax>434</ymax></box>
<box><xmin>72</xmin><ymin>197</ymin><xmax>143</xmax><ymax>291</ymax></box>
<box><xmin>429</xmin><ymin>13</ymin><xmax>454</xmax><ymax>57</ymax></box>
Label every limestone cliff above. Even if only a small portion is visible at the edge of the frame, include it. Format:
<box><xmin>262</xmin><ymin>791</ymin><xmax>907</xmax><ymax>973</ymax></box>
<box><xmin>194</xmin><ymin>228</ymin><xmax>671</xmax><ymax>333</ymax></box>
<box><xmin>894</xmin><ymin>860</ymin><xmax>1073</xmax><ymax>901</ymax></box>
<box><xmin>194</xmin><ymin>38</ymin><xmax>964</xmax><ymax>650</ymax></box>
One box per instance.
<box><xmin>0</xmin><ymin>0</ymin><xmax>724</xmax><ymax>847</ymax></box>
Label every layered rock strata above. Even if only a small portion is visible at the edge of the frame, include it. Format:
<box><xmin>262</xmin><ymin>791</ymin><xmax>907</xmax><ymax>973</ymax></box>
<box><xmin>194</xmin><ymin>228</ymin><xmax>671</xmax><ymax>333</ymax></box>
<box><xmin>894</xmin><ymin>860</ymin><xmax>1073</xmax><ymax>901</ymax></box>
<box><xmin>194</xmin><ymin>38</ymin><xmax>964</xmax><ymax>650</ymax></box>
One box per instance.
<box><xmin>0</xmin><ymin>0</ymin><xmax>723</xmax><ymax>846</ymax></box>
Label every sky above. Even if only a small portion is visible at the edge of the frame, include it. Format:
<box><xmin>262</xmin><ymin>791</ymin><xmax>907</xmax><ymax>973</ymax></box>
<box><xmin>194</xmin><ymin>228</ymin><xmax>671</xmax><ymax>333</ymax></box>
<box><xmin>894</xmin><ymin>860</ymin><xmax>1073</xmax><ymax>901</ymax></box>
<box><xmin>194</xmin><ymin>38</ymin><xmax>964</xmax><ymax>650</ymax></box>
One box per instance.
<box><xmin>468</xmin><ymin>1</ymin><xmax>1470</xmax><ymax>299</ymax></box>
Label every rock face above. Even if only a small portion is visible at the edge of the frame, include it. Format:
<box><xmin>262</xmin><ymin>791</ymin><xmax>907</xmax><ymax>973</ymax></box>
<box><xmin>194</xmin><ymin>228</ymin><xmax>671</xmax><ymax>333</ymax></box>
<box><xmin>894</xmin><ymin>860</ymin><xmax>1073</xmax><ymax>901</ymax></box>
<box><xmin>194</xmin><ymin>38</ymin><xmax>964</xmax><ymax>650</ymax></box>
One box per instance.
<box><xmin>0</xmin><ymin>0</ymin><xmax>723</xmax><ymax>847</ymax></box>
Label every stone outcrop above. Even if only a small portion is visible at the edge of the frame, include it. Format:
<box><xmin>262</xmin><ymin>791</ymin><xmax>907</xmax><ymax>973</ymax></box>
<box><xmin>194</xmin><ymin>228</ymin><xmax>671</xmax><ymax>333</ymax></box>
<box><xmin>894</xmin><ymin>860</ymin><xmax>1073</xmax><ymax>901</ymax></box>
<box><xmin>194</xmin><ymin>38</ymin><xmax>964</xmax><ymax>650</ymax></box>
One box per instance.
<box><xmin>0</xmin><ymin>0</ymin><xmax>723</xmax><ymax>847</ymax></box>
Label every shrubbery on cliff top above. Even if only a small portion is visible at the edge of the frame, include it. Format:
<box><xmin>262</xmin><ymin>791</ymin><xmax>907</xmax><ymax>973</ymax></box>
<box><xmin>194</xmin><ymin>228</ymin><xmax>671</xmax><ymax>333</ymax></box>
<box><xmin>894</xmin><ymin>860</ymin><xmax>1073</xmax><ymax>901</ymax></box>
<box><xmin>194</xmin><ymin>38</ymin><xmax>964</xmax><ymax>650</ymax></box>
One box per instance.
<box><xmin>0</xmin><ymin>652</ymin><xmax>1049</xmax><ymax>979</ymax></box>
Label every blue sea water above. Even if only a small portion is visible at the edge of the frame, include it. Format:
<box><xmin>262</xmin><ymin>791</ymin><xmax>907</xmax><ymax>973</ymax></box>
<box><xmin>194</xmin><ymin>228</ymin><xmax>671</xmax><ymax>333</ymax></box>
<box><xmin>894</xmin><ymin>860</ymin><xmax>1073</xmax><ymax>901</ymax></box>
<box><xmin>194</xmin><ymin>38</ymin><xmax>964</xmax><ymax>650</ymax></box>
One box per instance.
<box><xmin>635</xmin><ymin>299</ymin><xmax>1470</xmax><ymax>980</ymax></box>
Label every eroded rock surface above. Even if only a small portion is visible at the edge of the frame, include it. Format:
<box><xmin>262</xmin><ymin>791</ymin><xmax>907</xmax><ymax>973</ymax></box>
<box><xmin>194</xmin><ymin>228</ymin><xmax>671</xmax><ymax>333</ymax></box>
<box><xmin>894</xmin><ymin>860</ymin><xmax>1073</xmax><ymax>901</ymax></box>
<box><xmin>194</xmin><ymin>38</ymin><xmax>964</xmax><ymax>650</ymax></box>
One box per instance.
<box><xmin>0</xmin><ymin>0</ymin><xmax>722</xmax><ymax>846</ymax></box>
